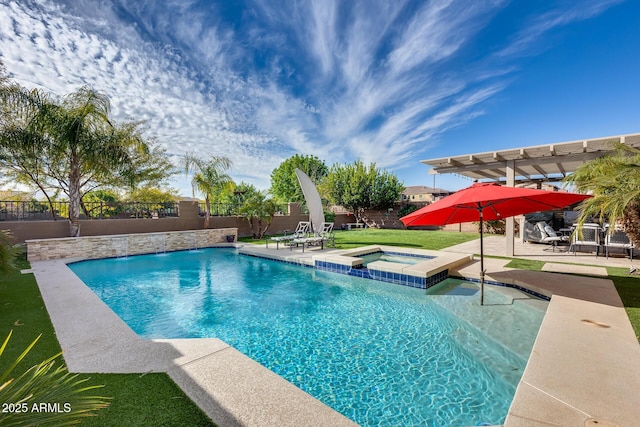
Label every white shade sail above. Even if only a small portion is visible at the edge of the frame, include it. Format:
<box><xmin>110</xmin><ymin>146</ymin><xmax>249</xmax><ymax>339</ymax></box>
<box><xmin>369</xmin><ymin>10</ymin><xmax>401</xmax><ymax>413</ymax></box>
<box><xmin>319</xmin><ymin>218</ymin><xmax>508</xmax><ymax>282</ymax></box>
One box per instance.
<box><xmin>295</xmin><ymin>168</ymin><xmax>325</xmax><ymax>234</ymax></box>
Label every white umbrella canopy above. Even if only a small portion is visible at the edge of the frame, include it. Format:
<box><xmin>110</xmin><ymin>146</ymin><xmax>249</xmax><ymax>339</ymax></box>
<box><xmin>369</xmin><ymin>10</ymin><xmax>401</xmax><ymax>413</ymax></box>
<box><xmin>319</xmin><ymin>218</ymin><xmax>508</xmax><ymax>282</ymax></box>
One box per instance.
<box><xmin>295</xmin><ymin>168</ymin><xmax>325</xmax><ymax>234</ymax></box>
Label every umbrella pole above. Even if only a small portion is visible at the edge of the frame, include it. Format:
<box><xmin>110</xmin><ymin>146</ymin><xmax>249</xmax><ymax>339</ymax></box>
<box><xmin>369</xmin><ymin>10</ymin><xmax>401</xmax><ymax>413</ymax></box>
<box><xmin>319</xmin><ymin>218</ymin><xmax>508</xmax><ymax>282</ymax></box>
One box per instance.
<box><xmin>479</xmin><ymin>208</ymin><xmax>485</xmax><ymax>306</ymax></box>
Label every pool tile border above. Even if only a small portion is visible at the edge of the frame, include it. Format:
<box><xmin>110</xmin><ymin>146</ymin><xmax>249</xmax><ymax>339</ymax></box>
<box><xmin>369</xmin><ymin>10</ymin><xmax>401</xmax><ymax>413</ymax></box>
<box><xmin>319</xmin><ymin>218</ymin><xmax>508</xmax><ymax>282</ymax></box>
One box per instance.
<box><xmin>314</xmin><ymin>260</ymin><xmax>450</xmax><ymax>289</ymax></box>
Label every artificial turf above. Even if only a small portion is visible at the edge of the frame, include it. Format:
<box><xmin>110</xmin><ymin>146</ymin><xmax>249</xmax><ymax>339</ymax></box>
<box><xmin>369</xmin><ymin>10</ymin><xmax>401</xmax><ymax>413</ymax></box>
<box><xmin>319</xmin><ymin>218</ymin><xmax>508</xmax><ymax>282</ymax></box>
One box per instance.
<box><xmin>241</xmin><ymin>228</ymin><xmax>481</xmax><ymax>250</ymax></box>
<box><xmin>0</xmin><ymin>258</ymin><xmax>215</xmax><ymax>426</ymax></box>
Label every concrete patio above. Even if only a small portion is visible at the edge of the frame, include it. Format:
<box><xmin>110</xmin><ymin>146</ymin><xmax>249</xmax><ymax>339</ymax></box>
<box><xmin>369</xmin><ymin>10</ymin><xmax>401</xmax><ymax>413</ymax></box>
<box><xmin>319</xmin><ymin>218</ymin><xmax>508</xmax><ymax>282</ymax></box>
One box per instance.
<box><xmin>442</xmin><ymin>234</ymin><xmax>637</xmax><ymax>270</ymax></box>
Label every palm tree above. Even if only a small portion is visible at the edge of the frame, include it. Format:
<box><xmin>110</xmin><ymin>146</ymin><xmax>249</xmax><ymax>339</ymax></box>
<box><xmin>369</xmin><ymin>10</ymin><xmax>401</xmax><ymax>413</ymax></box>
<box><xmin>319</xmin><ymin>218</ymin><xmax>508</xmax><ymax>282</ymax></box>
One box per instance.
<box><xmin>0</xmin><ymin>82</ymin><xmax>60</xmax><ymax>218</ymax></box>
<box><xmin>237</xmin><ymin>187</ymin><xmax>278</xmax><ymax>239</ymax></box>
<box><xmin>1</xmin><ymin>81</ymin><xmax>162</xmax><ymax>237</ymax></box>
<box><xmin>183</xmin><ymin>153</ymin><xmax>233</xmax><ymax>228</ymax></box>
<box><xmin>564</xmin><ymin>141</ymin><xmax>640</xmax><ymax>244</ymax></box>
<box><xmin>48</xmin><ymin>86</ymin><xmax>150</xmax><ymax>236</ymax></box>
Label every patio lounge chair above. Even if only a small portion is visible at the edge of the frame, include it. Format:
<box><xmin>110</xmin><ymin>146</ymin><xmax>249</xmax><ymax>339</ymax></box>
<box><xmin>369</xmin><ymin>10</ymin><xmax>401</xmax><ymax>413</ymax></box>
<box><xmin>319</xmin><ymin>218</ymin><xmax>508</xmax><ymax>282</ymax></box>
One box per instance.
<box><xmin>604</xmin><ymin>226</ymin><xmax>634</xmax><ymax>260</ymax></box>
<box><xmin>267</xmin><ymin>221</ymin><xmax>310</xmax><ymax>249</ymax></box>
<box><xmin>570</xmin><ymin>223</ymin><xmax>602</xmax><ymax>256</ymax></box>
<box><xmin>289</xmin><ymin>222</ymin><xmax>335</xmax><ymax>252</ymax></box>
<box><xmin>319</xmin><ymin>222</ymin><xmax>335</xmax><ymax>247</ymax></box>
<box><xmin>534</xmin><ymin>222</ymin><xmax>567</xmax><ymax>252</ymax></box>
<box><xmin>290</xmin><ymin>235</ymin><xmax>325</xmax><ymax>252</ymax></box>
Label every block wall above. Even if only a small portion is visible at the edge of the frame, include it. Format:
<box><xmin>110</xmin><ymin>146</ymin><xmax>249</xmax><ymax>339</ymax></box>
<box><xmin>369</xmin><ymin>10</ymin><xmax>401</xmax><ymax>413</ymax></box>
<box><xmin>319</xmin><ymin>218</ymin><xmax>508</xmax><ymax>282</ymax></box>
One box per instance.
<box><xmin>26</xmin><ymin>228</ymin><xmax>237</xmax><ymax>262</ymax></box>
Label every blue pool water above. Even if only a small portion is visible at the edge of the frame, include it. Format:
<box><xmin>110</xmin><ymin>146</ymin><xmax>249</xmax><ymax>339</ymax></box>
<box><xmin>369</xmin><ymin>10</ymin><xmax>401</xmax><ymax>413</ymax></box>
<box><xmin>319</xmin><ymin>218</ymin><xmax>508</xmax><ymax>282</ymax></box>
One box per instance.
<box><xmin>69</xmin><ymin>248</ymin><xmax>546</xmax><ymax>426</ymax></box>
<box><xmin>358</xmin><ymin>251</ymin><xmax>432</xmax><ymax>266</ymax></box>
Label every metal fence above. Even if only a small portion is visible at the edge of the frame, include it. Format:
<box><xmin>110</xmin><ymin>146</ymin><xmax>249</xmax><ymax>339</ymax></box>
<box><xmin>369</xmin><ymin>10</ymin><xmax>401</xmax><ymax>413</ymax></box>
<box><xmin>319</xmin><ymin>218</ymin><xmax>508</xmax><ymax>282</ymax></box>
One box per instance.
<box><xmin>197</xmin><ymin>202</ymin><xmax>292</xmax><ymax>217</ymax></box>
<box><xmin>82</xmin><ymin>202</ymin><xmax>179</xmax><ymax>219</ymax></box>
<box><xmin>0</xmin><ymin>200</ymin><xmax>179</xmax><ymax>221</ymax></box>
<box><xmin>0</xmin><ymin>201</ymin><xmax>68</xmax><ymax>221</ymax></box>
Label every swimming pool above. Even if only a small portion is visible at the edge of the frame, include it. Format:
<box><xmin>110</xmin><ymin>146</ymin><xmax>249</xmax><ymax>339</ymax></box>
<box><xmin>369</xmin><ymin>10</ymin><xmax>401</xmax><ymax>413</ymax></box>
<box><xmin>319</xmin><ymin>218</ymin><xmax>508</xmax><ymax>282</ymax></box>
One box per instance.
<box><xmin>69</xmin><ymin>248</ymin><xmax>546</xmax><ymax>426</ymax></box>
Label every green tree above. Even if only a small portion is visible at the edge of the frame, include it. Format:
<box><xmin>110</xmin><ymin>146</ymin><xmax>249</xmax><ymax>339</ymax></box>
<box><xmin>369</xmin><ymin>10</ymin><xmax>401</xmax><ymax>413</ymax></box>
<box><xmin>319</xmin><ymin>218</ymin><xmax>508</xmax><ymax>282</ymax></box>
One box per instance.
<box><xmin>0</xmin><ymin>77</ymin><xmax>174</xmax><ymax>235</ymax></box>
<box><xmin>80</xmin><ymin>189</ymin><xmax>121</xmax><ymax>219</ymax></box>
<box><xmin>49</xmin><ymin>87</ymin><xmax>169</xmax><ymax>236</ymax></box>
<box><xmin>564</xmin><ymin>141</ymin><xmax>640</xmax><ymax>244</ymax></box>
<box><xmin>125</xmin><ymin>186</ymin><xmax>179</xmax><ymax>203</ymax></box>
<box><xmin>237</xmin><ymin>184</ymin><xmax>278</xmax><ymax>239</ymax></box>
<box><xmin>0</xmin><ymin>82</ymin><xmax>60</xmax><ymax>218</ymax></box>
<box><xmin>183</xmin><ymin>152</ymin><xmax>233</xmax><ymax>228</ymax></box>
<box><xmin>323</xmin><ymin>160</ymin><xmax>404</xmax><ymax>224</ymax></box>
<box><xmin>269</xmin><ymin>154</ymin><xmax>328</xmax><ymax>203</ymax></box>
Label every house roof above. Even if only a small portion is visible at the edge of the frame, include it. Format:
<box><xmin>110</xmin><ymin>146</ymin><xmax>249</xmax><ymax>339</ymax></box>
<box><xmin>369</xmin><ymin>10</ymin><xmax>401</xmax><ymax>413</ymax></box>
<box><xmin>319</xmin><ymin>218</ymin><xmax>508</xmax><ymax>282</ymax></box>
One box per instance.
<box><xmin>421</xmin><ymin>132</ymin><xmax>640</xmax><ymax>183</ymax></box>
<box><xmin>402</xmin><ymin>186</ymin><xmax>452</xmax><ymax>195</ymax></box>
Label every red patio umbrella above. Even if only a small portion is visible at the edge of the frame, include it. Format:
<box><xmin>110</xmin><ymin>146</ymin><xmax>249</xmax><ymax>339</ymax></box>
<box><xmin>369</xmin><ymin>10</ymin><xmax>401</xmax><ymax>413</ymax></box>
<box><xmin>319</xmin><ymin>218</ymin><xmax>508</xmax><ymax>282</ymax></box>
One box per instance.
<box><xmin>400</xmin><ymin>182</ymin><xmax>590</xmax><ymax>305</ymax></box>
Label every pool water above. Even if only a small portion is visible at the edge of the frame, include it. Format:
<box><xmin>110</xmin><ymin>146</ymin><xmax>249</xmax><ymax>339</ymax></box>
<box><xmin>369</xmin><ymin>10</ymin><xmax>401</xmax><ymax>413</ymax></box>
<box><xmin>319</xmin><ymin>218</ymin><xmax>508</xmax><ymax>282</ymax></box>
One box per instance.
<box><xmin>69</xmin><ymin>248</ymin><xmax>547</xmax><ymax>427</ymax></box>
<box><xmin>358</xmin><ymin>251</ymin><xmax>431</xmax><ymax>266</ymax></box>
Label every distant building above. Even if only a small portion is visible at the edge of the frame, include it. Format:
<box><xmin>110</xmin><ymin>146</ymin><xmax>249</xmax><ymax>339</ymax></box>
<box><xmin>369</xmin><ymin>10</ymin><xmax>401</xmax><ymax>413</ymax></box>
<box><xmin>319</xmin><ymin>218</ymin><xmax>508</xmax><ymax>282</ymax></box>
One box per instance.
<box><xmin>401</xmin><ymin>186</ymin><xmax>452</xmax><ymax>203</ymax></box>
<box><xmin>516</xmin><ymin>182</ymin><xmax>562</xmax><ymax>192</ymax></box>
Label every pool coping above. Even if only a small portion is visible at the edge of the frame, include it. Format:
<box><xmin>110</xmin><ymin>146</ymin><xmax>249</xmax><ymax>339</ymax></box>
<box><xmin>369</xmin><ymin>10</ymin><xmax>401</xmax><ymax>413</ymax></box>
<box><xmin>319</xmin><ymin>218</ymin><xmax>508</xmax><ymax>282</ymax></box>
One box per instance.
<box><xmin>27</xmin><ymin>246</ymin><xmax>640</xmax><ymax>427</ymax></box>
<box><xmin>29</xmin><ymin>254</ymin><xmax>356</xmax><ymax>427</ymax></box>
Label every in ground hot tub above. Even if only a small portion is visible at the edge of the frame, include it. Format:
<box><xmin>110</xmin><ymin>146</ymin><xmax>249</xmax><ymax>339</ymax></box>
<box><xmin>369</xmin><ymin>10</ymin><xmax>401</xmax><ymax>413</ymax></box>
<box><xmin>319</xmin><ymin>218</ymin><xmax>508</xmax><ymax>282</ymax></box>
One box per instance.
<box><xmin>313</xmin><ymin>245</ymin><xmax>473</xmax><ymax>289</ymax></box>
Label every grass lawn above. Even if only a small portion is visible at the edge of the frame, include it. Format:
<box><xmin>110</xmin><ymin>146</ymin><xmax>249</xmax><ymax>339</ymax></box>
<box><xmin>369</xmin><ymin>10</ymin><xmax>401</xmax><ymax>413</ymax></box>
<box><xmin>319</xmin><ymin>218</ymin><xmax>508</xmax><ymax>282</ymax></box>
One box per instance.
<box><xmin>0</xmin><ymin>259</ymin><xmax>215</xmax><ymax>427</ymax></box>
<box><xmin>241</xmin><ymin>228</ymin><xmax>480</xmax><ymax>249</ymax></box>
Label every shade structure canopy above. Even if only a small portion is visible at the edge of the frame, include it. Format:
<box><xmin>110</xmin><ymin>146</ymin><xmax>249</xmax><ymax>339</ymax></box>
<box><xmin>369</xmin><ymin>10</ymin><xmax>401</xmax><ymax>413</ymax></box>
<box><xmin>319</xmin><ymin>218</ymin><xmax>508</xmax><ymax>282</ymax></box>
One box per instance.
<box><xmin>400</xmin><ymin>182</ymin><xmax>591</xmax><ymax>305</ymax></box>
<box><xmin>401</xmin><ymin>182</ymin><xmax>590</xmax><ymax>227</ymax></box>
<box><xmin>295</xmin><ymin>168</ymin><xmax>325</xmax><ymax>234</ymax></box>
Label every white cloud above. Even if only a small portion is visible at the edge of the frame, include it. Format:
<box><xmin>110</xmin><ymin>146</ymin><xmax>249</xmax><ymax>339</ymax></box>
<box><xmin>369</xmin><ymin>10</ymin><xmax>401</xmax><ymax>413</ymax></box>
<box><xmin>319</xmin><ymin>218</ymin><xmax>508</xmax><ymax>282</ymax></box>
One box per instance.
<box><xmin>496</xmin><ymin>0</ymin><xmax>624</xmax><ymax>58</ymax></box>
<box><xmin>0</xmin><ymin>0</ymin><xmax>623</xmax><ymax>195</ymax></box>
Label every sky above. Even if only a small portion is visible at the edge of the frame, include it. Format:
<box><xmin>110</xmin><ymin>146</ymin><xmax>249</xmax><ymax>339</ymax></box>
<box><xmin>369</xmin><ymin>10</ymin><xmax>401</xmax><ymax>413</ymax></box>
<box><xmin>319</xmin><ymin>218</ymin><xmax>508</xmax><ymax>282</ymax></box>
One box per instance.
<box><xmin>1</xmin><ymin>0</ymin><xmax>639</xmax><ymax>196</ymax></box>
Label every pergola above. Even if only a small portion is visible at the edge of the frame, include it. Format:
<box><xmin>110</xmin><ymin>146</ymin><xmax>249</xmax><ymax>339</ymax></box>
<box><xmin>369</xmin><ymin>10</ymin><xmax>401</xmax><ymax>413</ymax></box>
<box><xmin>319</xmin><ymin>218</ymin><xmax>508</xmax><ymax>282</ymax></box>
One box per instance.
<box><xmin>420</xmin><ymin>132</ymin><xmax>640</xmax><ymax>255</ymax></box>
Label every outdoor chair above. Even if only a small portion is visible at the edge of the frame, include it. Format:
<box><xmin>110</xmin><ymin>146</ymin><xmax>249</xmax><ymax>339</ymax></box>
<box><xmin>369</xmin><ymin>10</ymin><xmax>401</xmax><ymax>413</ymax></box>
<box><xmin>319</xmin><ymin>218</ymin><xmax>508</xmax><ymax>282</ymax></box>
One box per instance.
<box><xmin>289</xmin><ymin>222</ymin><xmax>335</xmax><ymax>252</ymax></box>
<box><xmin>604</xmin><ymin>226</ymin><xmax>634</xmax><ymax>260</ymax></box>
<box><xmin>289</xmin><ymin>235</ymin><xmax>325</xmax><ymax>252</ymax></box>
<box><xmin>570</xmin><ymin>223</ymin><xmax>602</xmax><ymax>256</ymax></box>
<box><xmin>534</xmin><ymin>222</ymin><xmax>568</xmax><ymax>252</ymax></box>
<box><xmin>319</xmin><ymin>222</ymin><xmax>335</xmax><ymax>247</ymax></box>
<box><xmin>267</xmin><ymin>221</ymin><xmax>310</xmax><ymax>249</ymax></box>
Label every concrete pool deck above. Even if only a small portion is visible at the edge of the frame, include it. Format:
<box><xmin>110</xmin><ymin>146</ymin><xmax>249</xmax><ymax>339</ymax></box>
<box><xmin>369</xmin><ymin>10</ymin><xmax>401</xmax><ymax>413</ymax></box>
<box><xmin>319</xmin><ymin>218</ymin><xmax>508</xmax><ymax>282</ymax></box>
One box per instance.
<box><xmin>28</xmin><ymin>242</ymin><xmax>640</xmax><ymax>427</ymax></box>
<box><xmin>451</xmin><ymin>257</ymin><xmax>640</xmax><ymax>426</ymax></box>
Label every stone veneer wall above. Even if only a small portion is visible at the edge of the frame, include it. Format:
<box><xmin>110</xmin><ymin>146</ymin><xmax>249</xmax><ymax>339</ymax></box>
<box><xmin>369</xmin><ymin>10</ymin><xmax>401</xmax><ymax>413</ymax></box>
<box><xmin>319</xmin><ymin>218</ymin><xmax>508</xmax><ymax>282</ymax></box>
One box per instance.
<box><xmin>26</xmin><ymin>228</ymin><xmax>237</xmax><ymax>262</ymax></box>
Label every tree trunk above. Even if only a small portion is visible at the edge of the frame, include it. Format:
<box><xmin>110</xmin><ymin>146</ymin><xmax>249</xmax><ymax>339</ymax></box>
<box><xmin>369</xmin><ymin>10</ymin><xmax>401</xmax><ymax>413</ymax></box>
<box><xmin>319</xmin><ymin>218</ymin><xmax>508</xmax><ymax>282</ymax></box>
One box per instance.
<box><xmin>247</xmin><ymin>217</ymin><xmax>257</xmax><ymax>239</ymax></box>
<box><xmin>623</xmin><ymin>201</ymin><xmax>640</xmax><ymax>245</ymax></box>
<box><xmin>257</xmin><ymin>218</ymin><xmax>264</xmax><ymax>239</ymax></box>
<box><xmin>80</xmin><ymin>199</ymin><xmax>91</xmax><ymax>218</ymax></box>
<box><xmin>68</xmin><ymin>156</ymin><xmax>81</xmax><ymax>237</ymax></box>
<box><xmin>262</xmin><ymin>221</ymin><xmax>272</xmax><ymax>239</ymax></box>
<box><xmin>40</xmin><ymin>189</ymin><xmax>58</xmax><ymax>221</ymax></box>
<box><xmin>204</xmin><ymin>195</ymin><xmax>211</xmax><ymax>228</ymax></box>
<box><xmin>353</xmin><ymin>207</ymin><xmax>365</xmax><ymax>224</ymax></box>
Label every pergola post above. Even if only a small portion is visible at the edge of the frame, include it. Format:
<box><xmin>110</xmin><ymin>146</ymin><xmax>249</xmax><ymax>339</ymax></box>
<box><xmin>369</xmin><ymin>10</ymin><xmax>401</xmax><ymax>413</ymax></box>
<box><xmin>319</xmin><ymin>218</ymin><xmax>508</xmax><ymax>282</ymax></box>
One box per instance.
<box><xmin>506</xmin><ymin>159</ymin><xmax>515</xmax><ymax>256</ymax></box>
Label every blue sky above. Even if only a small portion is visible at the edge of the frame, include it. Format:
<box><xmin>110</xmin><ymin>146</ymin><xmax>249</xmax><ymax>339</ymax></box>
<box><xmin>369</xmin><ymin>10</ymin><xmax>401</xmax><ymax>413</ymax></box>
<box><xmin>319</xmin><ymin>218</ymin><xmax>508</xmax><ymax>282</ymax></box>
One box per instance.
<box><xmin>1</xmin><ymin>0</ymin><xmax>638</xmax><ymax>196</ymax></box>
